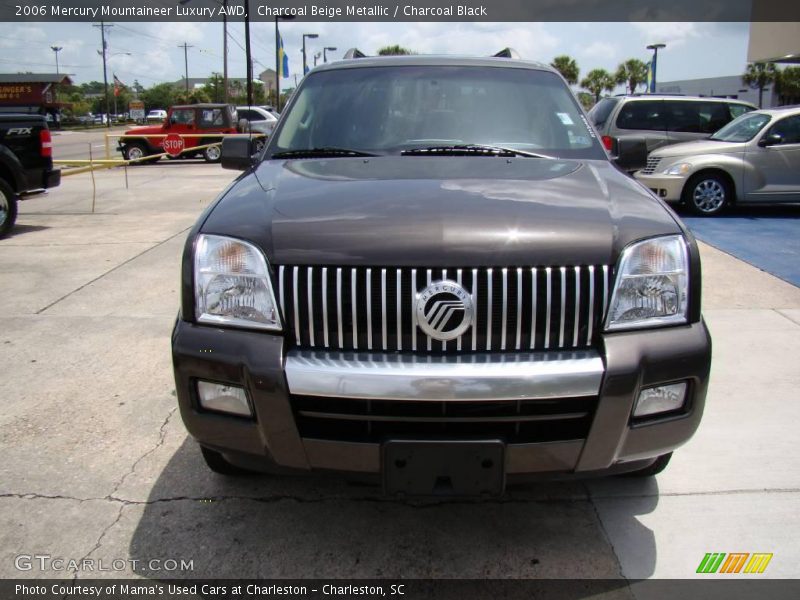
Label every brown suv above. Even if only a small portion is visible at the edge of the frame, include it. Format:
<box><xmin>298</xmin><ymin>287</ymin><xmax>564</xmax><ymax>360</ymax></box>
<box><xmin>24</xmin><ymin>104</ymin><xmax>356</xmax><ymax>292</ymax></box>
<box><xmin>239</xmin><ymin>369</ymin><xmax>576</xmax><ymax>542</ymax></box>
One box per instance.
<box><xmin>172</xmin><ymin>55</ymin><xmax>712</xmax><ymax>496</ymax></box>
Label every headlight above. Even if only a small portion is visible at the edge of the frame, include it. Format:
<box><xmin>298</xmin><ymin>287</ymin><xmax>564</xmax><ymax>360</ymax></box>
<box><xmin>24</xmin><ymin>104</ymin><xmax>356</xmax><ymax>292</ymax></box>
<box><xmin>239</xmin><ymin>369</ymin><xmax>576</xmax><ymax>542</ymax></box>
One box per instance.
<box><xmin>663</xmin><ymin>162</ymin><xmax>691</xmax><ymax>176</ymax></box>
<box><xmin>605</xmin><ymin>235</ymin><xmax>689</xmax><ymax>331</ymax></box>
<box><xmin>194</xmin><ymin>234</ymin><xmax>282</xmax><ymax>330</ymax></box>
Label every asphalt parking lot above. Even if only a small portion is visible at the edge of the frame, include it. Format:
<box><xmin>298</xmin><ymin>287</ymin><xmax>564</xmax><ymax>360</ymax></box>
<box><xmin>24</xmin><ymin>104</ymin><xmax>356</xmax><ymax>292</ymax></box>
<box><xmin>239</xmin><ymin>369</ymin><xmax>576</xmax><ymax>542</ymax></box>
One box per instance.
<box><xmin>1</xmin><ymin>163</ymin><xmax>799</xmax><ymax>589</ymax></box>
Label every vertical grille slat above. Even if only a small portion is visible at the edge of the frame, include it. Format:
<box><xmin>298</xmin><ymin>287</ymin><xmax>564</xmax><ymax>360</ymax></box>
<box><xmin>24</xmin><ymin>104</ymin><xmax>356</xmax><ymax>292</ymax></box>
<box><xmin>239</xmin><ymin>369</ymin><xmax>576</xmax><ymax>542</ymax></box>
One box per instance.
<box><xmin>573</xmin><ymin>266</ymin><xmax>581</xmax><ymax>348</ymax></box>
<box><xmin>515</xmin><ymin>268</ymin><xmax>522</xmax><ymax>351</ymax></box>
<box><xmin>336</xmin><ymin>268</ymin><xmax>343</xmax><ymax>349</ymax></box>
<box><xmin>411</xmin><ymin>268</ymin><xmax>417</xmax><ymax>351</ymax></box>
<box><xmin>322</xmin><ymin>267</ymin><xmax>329</xmax><ymax>348</ymax></box>
<box><xmin>544</xmin><ymin>267</ymin><xmax>552</xmax><ymax>350</ymax></box>
<box><xmin>366</xmin><ymin>268</ymin><xmax>373</xmax><ymax>350</ymax></box>
<box><xmin>381</xmin><ymin>268</ymin><xmax>388</xmax><ymax>351</ymax></box>
<box><xmin>280</xmin><ymin>264</ymin><xmax>608</xmax><ymax>354</ymax></box>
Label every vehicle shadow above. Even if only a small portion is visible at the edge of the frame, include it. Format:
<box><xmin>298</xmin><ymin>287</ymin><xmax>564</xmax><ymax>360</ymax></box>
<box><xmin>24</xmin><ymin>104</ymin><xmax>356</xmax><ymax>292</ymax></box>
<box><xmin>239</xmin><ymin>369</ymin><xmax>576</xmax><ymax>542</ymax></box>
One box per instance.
<box><xmin>127</xmin><ymin>438</ymin><xmax>658</xmax><ymax>584</ymax></box>
<box><xmin>674</xmin><ymin>202</ymin><xmax>800</xmax><ymax>220</ymax></box>
<box><xmin>1</xmin><ymin>224</ymin><xmax>50</xmax><ymax>237</ymax></box>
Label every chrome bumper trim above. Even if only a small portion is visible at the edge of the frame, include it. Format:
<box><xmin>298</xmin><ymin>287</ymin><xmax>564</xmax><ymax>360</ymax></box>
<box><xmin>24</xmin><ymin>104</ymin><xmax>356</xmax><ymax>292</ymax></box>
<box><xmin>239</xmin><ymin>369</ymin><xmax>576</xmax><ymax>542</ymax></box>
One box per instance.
<box><xmin>285</xmin><ymin>349</ymin><xmax>605</xmax><ymax>402</ymax></box>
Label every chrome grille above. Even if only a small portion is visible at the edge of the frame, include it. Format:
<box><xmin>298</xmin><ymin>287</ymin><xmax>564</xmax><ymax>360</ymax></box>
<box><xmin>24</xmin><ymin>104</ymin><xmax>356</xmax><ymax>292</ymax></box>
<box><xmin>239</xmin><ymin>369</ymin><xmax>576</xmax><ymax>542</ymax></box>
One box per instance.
<box><xmin>641</xmin><ymin>156</ymin><xmax>661</xmax><ymax>175</ymax></box>
<box><xmin>277</xmin><ymin>265</ymin><xmax>611</xmax><ymax>353</ymax></box>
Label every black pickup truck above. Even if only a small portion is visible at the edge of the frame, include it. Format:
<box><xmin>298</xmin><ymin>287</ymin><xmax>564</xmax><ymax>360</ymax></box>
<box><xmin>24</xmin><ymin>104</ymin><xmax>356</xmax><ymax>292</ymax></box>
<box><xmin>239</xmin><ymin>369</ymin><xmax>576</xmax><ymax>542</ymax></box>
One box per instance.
<box><xmin>0</xmin><ymin>114</ymin><xmax>61</xmax><ymax>237</ymax></box>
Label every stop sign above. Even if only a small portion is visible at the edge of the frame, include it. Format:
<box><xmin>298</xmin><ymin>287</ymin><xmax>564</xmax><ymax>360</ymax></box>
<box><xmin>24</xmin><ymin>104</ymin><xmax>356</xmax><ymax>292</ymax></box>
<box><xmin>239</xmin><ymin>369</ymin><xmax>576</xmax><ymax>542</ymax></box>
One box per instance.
<box><xmin>163</xmin><ymin>133</ymin><xmax>185</xmax><ymax>157</ymax></box>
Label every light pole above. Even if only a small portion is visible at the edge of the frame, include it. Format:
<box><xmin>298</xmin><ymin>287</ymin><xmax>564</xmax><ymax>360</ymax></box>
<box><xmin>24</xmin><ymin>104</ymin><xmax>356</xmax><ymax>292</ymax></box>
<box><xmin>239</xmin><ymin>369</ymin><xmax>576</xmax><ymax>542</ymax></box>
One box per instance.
<box><xmin>313</xmin><ymin>51</ymin><xmax>321</xmax><ymax>67</ymax></box>
<box><xmin>646</xmin><ymin>43</ymin><xmax>666</xmax><ymax>93</ymax></box>
<box><xmin>302</xmin><ymin>33</ymin><xmax>318</xmax><ymax>76</ymax></box>
<box><xmin>50</xmin><ymin>46</ymin><xmax>63</xmax><ymax>74</ymax></box>
<box><xmin>178</xmin><ymin>43</ymin><xmax>194</xmax><ymax>93</ymax></box>
<box><xmin>93</xmin><ymin>21</ymin><xmax>113</xmax><ymax>128</ymax></box>
<box><xmin>323</xmin><ymin>46</ymin><xmax>337</xmax><ymax>63</ymax></box>
<box><xmin>274</xmin><ymin>14</ymin><xmax>295</xmax><ymax>111</ymax></box>
<box><xmin>108</xmin><ymin>52</ymin><xmax>131</xmax><ymax>117</ymax></box>
<box><xmin>180</xmin><ymin>0</ymin><xmax>228</xmax><ymax>102</ymax></box>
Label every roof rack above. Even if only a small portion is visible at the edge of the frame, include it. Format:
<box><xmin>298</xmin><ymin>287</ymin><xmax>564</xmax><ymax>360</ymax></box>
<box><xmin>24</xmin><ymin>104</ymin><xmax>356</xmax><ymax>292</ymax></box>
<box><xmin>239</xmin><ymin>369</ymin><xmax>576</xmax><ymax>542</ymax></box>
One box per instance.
<box><xmin>614</xmin><ymin>92</ymin><xmax>687</xmax><ymax>97</ymax></box>
<box><xmin>343</xmin><ymin>48</ymin><xmax>367</xmax><ymax>59</ymax></box>
<box><xmin>493</xmin><ymin>48</ymin><xmax>521</xmax><ymax>59</ymax></box>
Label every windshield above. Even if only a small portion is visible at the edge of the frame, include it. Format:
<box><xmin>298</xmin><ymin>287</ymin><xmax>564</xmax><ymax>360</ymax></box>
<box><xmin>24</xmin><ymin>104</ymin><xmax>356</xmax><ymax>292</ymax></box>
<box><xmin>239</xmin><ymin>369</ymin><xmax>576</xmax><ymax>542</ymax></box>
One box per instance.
<box><xmin>272</xmin><ymin>65</ymin><xmax>605</xmax><ymax>160</ymax></box>
<box><xmin>588</xmin><ymin>97</ymin><xmax>619</xmax><ymax>127</ymax></box>
<box><xmin>710</xmin><ymin>112</ymin><xmax>771</xmax><ymax>142</ymax></box>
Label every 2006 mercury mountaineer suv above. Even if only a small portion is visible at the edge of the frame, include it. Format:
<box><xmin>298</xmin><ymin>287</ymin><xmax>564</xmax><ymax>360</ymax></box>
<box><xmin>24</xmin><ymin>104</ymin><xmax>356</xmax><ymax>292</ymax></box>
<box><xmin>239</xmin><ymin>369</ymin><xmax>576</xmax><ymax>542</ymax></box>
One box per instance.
<box><xmin>172</xmin><ymin>54</ymin><xmax>711</xmax><ymax>496</ymax></box>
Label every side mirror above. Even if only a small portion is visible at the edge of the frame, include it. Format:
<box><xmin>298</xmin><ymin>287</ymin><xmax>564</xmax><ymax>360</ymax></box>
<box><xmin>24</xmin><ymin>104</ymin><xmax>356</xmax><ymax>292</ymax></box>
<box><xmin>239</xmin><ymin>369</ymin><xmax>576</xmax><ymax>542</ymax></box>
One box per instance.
<box><xmin>221</xmin><ymin>136</ymin><xmax>257</xmax><ymax>171</ymax></box>
<box><xmin>613</xmin><ymin>137</ymin><xmax>648</xmax><ymax>172</ymax></box>
<box><xmin>758</xmin><ymin>133</ymin><xmax>782</xmax><ymax>147</ymax></box>
<box><xmin>238</xmin><ymin>118</ymin><xmax>251</xmax><ymax>133</ymax></box>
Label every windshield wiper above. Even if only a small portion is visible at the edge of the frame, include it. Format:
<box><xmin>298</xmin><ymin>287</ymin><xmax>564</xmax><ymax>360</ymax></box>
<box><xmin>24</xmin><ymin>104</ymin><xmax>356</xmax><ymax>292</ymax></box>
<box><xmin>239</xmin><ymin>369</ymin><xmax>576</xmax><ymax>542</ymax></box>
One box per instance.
<box><xmin>400</xmin><ymin>144</ymin><xmax>554</xmax><ymax>159</ymax></box>
<box><xmin>271</xmin><ymin>147</ymin><xmax>376</xmax><ymax>159</ymax></box>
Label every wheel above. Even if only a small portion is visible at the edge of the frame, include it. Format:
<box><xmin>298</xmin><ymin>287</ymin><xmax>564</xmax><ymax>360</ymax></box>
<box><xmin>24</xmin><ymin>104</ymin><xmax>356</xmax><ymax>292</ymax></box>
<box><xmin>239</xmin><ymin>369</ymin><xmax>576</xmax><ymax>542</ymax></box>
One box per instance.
<box><xmin>124</xmin><ymin>142</ymin><xmax>149</xmax><ymax>164</ymax></box>
<box><xmin>203</xmin><ymin>143</ymin><xmax>222</xmax><ymax>163</ymax></box>
<box><xmin>0</xmin><ymin>178</ymin><xmax>19</xmax><ymax>239</ymax></box>
<box><xmin>200</xmin><ymin>446</ymin><xmax>253</xmax><ymax>476</ymax></box>
<box><xmin>254</xmin><ymin>138</ymin><xmax>266</xmax><ymax>154</ymax></box>
<box><xmin>621</xmin><ymin>452</ymin><xmax>672</xmax><ymax>477</ymax></box>
<box><xmin>683</xmin><ymin>173</ymin><xmax>731</xmax><ymax>216</ymax></box>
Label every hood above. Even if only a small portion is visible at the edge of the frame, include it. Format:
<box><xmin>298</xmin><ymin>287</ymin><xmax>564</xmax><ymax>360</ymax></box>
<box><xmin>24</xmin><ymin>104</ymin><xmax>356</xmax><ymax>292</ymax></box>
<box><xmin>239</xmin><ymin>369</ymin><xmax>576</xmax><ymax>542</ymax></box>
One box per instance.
<box><xmin>652</xmin><ymin>139</ymin><xmax>744</xmax><ymax>158</ymax></box>
<box><xmin>123</xmin><ymin>124</ymin><xmax>163</xmax><ymax>135</ymax></box>
<box><xmin>201</xmin><ymin>156</ymin><xmax>681</xmax><ymax>267</ymax></box>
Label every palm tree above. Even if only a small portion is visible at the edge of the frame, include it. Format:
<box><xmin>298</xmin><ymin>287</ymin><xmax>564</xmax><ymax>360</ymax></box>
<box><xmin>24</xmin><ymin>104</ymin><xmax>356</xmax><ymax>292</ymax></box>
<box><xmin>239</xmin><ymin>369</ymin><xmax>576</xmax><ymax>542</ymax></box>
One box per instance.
<box><xmin>776</xmin><ymin>66</ymin><xmax>800</xmax><ymax>105</ymax></box>
<box><xmin>377</xmin><ymin>45</ymin><xmax>413</xmax><ymax>56</ymax></box>
<box><xmin>550</xmin><ymin>55</ymin><xmax>579</xmax><ymax>85</ymax></box>
<box><xmin>615</xmin><ymin>59</ymin><xmax>649</xmax><ymax>94</ymax></box>
<box><xmin>580</xmin><ymin>69</ymin><xmax>617</xmax><ymax>103</ymax></box>
<box><xmin>742</xmin><ymin>62</ymin><xmax>779</xmax><ymax>108</ymax></box>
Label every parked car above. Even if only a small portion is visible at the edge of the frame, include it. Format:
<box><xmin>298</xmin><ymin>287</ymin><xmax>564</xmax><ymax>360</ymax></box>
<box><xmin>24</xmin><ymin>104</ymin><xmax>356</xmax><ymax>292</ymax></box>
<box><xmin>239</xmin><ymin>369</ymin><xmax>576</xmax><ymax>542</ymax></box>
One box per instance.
<box><xmin>146</xmin><ymin>109</ymin><xmax>167</xmax><ymax>122</ymax></box>
<box><xmin>634</xmin><ymin>105</ymin><xmax>800</xmax><ymax>215</ymax></box>
<box><xmin>236</xmin><ymin>105</ymin><xmax>278</xmax><ymax>151</ymax></box>
<box><xmin>173</xmin><ymin>54</ymin><xmax>711</xmax><ymax>493</ymax></box>
<box><xmin>589</xmin><ymin>95</ymin><xmax>756</xmax><ymax>173</ymax></box>
<box><xmin>118</xmin><ymin>104</ymin><xmax>238</xmax><ymax>163</ymax></box>
<box><xmin>0</xmin><ymin>114</ymin><xmax>61</xmax><ymax>237</ymax></box>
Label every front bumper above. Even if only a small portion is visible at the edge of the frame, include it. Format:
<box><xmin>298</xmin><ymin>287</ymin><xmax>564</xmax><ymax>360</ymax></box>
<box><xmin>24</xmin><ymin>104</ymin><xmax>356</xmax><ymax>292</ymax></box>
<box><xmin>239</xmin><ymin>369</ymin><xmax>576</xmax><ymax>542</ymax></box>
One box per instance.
<box><xmin>634</xmin><ymin>172</ymin><xmax>687</xmax><ymax>202</ymax></box>
<box><xmin>172</xmin><ymin>319</ymin><xmax>711</xmax><ymax>479</ymax></box>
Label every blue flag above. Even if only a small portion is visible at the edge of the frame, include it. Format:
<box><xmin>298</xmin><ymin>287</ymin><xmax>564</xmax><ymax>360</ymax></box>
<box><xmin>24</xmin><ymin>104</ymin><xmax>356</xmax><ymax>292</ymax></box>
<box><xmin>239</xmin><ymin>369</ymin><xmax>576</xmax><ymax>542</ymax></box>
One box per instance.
<box><xmin>278</xmin><ymin>32</ymin><xmax>289</xmax><ymax>78</ymax></box>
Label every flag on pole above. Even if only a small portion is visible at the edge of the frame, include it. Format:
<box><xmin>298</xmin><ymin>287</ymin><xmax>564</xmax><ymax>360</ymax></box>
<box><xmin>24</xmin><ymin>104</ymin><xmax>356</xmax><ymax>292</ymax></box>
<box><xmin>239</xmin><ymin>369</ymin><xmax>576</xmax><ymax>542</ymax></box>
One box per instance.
<box><xmin>113</xmin><ymin>74</ymin><xmax>124</xmax><ymax>97</ymax></box>
<box><xmin>278</xmin><ymin>33</ymin><xmax>289</xmax><ymax>78</ymax></box>
<box><xmin>647</xmin><ymin>57</ymin><xmax>656</xmax><ymax>93</ymax></box>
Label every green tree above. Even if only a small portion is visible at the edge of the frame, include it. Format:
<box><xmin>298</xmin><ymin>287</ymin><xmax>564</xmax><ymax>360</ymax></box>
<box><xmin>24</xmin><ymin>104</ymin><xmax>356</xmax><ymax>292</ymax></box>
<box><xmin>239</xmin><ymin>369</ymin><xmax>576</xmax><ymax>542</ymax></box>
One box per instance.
<box><xmin>204</xmin><ymin>73</ymin><xmax>226</xmax><ymax>103</ymax></box>
<box><xmin>742</xmin><ymin>62</ymin><xmax>779</xmax><ymax>108</ymax></box>
<box><xmin>615</xmin><ymin>59</ymin><xmax>649</xmax><ymax>94</ymax></box>
<box><xmin>576</xmin><ymin>91</ymin><xmax>595</xmax><ymax>111</ymax></box>
<box><xmin>580</xmin><ymin>69</ymin><xmax>617</xmax><ymax>102</ymax></box>
<box><xmin>776</xmin><ymin>66</ymin><xmax>800</xmax><ymax>105</ymax></box>
<box><xmin>377</xmin><ymin>45</ymin><xmax>413</xmax><ymax>56</ymax></box>
<box><xmin>140</xmin><ymin>82</ymin><xmax>179</xmax><ymax>111</ymax></box>
<box><xmin>550</xmin><ymin>55</ymin><xmax>580</xmax><ymax>85</ymax></box>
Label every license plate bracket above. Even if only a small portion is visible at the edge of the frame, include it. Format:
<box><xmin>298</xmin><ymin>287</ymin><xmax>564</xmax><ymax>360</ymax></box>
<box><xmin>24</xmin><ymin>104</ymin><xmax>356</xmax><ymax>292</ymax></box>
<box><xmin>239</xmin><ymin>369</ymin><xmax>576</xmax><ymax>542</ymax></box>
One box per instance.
<box><xmin>383</xmin><ymin>440</ymin><xmax>505</xmax><ymax>497</ymax></box>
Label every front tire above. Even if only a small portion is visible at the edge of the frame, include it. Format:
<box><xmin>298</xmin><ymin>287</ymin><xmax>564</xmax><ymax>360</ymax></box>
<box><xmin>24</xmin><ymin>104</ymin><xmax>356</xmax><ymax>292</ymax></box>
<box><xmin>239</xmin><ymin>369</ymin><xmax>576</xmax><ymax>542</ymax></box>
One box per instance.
<box><xmin>200</xmin><ymin>446</ymin><xmax>253</xmax><ymax>476</ymax></box>
<box><xmin>621</xmin><ymin>452</ymin><xmax>672</xmax><ymax>477</ymax></box>
<box><xmin>203</xmin><ymin>143</ymin><xmax>222</xmax><ymax>163</ymax></box>
<box><xmin>0</xmin><ymin>178</ymin><xmax>19</xmax><ymax>239</ymax></box>
<box><xmin>683</xmin><ymin>173</ymin><xmax>731</xmax><ymax>216</ymax></box>
<box><xmin>124</xmin><ymin>142</ymin><xmax>150</xmax><ymax>164</ymax></box>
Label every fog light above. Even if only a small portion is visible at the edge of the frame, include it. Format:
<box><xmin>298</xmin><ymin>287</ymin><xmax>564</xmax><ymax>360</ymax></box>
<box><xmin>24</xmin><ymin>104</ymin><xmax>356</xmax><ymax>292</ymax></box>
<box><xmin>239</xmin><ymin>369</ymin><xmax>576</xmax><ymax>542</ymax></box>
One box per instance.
<box><xmin>197</xmin><ymin>381</ymin><xmax>252</xmax><ymax>417</ymax></box>
<box><xmin>633</xmin><ymin>382</ymin><xmax>687</xmax><ymax>418</ymax></box>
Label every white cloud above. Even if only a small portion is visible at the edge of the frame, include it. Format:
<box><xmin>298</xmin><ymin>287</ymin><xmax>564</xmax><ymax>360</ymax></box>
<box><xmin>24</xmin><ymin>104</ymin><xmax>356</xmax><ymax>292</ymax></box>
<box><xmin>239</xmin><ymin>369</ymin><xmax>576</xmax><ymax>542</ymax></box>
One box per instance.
<box><xmin>630</xmin><ymin>22</ymin><xmax>705</xmax><ymax>50</ymax></box>
<box><xmin>578</xmin><ymin>41</ymin><xmax>618</xmax><ymax>62</ymax></box>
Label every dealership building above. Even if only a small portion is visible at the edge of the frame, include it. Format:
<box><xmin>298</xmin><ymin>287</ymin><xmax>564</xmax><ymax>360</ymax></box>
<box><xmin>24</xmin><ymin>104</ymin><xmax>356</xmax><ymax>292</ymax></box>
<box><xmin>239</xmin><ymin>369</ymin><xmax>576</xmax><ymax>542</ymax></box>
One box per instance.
<box><xmin>655</xmin><ymin>22</ymin><xmax>800</xmax><ymax>108</ymax></box>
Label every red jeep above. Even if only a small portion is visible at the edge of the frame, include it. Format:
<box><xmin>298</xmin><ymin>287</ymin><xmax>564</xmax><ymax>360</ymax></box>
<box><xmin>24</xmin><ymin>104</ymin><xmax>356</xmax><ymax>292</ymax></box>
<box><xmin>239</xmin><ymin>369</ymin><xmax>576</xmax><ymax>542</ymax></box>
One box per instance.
<box><xmin>118</xmin><ymin>104</ymin><xmax>238</xmax><ymax>163</ymax></box>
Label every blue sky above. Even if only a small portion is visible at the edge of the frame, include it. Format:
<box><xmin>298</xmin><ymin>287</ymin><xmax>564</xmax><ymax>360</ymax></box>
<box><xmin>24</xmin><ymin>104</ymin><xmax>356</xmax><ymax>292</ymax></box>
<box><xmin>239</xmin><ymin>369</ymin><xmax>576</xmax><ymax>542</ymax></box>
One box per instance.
<box><xmin>0</xmin><ymin>21</ymin><xmax>751</xmax><ymax>92</ymax></box>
